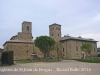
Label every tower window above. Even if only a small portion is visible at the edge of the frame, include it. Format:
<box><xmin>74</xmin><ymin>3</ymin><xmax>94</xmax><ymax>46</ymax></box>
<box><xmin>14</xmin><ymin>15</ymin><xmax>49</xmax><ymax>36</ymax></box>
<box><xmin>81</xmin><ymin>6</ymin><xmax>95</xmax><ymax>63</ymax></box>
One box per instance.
<box><xmin>27</xmin><ymin>26</ymin><xmax>29</xmax><ymax>31</ymax></box>
<box><xmin>76</xmin><ymin>41</ymin><xmax>77</xmax><ymax>44</ymax></box>
<box><xmin>58</xmin><ymin>28</ymin><xmax>60</xmax><ymax>30</ymax></box>
<box><xmin>63</xmin><ymin>48</ymin><xmax>64</xmax><ymax>52</ymax></box>
<box><xmin>76</xmin><ymin>47</ymin><xmax>78</xmax><ymax>51</ymax></box>
<box><xmin>94</xmin><ymin>48</ymin><xmax>95</xmax><ymax>51</ymax></box>
<box><xmin>58</xmin><ymin>34</ymin><xmax>59</xmax><ymax>36</ymax></box>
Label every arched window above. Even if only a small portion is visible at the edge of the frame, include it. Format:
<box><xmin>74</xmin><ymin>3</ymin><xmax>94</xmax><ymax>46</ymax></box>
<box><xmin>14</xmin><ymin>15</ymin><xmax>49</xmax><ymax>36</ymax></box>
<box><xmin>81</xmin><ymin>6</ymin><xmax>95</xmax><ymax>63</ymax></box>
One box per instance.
<box><xmin>27</xmin><ymin>26</ymin><xmax>29</xmax><ymax>31</ymax></box>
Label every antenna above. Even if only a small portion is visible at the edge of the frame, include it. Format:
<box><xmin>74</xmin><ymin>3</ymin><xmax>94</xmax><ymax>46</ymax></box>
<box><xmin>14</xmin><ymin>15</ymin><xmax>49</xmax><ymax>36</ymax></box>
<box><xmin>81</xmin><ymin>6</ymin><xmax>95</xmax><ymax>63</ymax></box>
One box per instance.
<box><xmin>79</xmin><ymin>33</ymin><xmax>81</xmax><ymax>36</ymax></box>
<box><xmin>55</xmin><ymin>13</ymin><xmax>56</xmax><ymax>23</ymax></box>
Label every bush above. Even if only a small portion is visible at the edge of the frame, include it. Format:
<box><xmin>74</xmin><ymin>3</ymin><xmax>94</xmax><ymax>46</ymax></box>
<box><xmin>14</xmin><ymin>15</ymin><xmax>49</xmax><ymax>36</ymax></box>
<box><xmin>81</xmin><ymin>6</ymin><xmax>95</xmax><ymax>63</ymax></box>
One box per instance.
<box><xmin>1</xmin><ymin>51</ymin><xmax>14</xmax><ymax>65</ymax></box>
<box><xmin>76</xmin><ymin>58</ymin><xmax>100</xmax><ymax>63</ymax></box>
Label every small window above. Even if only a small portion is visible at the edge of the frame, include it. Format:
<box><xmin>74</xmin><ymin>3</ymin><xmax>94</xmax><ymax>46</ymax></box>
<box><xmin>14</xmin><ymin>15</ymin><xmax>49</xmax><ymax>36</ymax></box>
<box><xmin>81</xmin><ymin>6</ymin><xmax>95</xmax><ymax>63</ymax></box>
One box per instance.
<box><xmin>57</xmin><ymin>48</ymin><xmax>59</xmax><ymax>50</ymax></box>
<box><xmin>70</xmin><ymin>45</ymin><xmax>71</xmax><ymax>50</ymax></box>
<box><xmin>94</xmin><ymin>48</ymin><xmax>95</xmax><ymax>51</ymax></box>
<box><xmin>52</xmin><ymin>34</ymin><xmax>53</xmax><ymax>36</ymax></box>
<box><xmin>77</xmin><ymin>54</ymin><xmax>78</xmax><ymax>55</ymax></box>
<box><xmin>58</xmin><ymin>34</ymin><xmax>59</xmax><ymax>36</ymax></box>
<box><xmin>76</xmin><ymin>41</ymin><xmax>77</xmax><ymax>44</ymax></box>
<box><xmin>63</xmin><ymin>48</ymin><xmax>64</xmax><ymax>52</ymax></box>
<box><xmin>76</xmin><ymin>47</ymin><xmax>78</xmax><ymax>51</ymax></box>
<box><xmin>27</xmin><ymin>26</ymin><xmax>29</xmax><ymax>31</ymax></box>
<box><xmin>27</xmin><ymin>50</ymin><xmax>28</xmax><ymax>53</ymax></box>
<box><xmin>58</xmin><ymin>28</ymin><xmax>60</xmax><ymax>30</ymax></box>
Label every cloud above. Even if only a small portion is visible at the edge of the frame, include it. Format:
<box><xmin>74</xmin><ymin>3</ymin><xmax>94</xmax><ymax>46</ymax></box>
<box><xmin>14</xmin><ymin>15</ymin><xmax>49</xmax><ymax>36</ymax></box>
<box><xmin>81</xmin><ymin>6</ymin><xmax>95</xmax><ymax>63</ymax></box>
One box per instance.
<box><xmin>0</xmin><ymin>0</ymin><xmax>100</xmax><ymax>49</ymax></box>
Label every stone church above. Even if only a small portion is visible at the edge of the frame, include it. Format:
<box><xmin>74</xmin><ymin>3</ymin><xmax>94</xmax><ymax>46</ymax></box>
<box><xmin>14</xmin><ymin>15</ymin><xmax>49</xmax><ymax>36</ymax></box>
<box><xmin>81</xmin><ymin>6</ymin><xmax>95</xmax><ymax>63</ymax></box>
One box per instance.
<box><xmin>3</xmin><ymin>21</ymin><xmax>34</xmax><ymax>59</ymax></box>
<box><xmin>3</xmin><ymin>21</ymin><xmax>98</xmax><ymax>59</ymax></box>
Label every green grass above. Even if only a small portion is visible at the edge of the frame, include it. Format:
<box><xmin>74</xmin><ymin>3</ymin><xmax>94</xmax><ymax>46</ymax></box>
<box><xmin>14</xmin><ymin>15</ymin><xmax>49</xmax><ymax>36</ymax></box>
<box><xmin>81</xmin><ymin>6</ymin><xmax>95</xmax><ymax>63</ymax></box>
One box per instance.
<box><xmin>76</xmin><ymin>58</ymin><xmax>100</xmax><ymax>63</ymax></box>
<box><xmin>15</xmin><ymin>59</ymin><xmax>33</xmax><ymax>63</ymax></box>
<box><xmin>15</xmin><ymin>58</ymin><xmax>61</xmax><ymax>63</ymax></box>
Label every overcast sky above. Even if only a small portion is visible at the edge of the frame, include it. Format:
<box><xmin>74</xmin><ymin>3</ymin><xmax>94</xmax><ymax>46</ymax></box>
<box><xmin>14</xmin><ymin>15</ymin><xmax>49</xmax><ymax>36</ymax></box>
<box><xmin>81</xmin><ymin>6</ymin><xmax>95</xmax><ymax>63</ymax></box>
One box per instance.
<box><xmin>0</xmin><ymin>0</ymin><xmax>100</xmax><ymax>48</ymax></box>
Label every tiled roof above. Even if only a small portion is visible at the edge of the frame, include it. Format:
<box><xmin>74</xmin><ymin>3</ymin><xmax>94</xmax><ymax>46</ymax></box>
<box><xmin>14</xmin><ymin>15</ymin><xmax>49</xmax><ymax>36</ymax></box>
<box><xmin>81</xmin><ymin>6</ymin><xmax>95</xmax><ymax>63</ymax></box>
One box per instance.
<box><xmin>60</xmin><ymin>35</ymin><xmax>98</xmax><ymax>42</ymax></box>
<box><xmin>49</xmin><ymin>23</ymin><xmax>61</xmax><ymax>26</ymax></box>
<box><xmin>7</xmin><ymin>40</ymin><xmax>33</xmax><ymax>42</ymax></box>
<box><xmin>3</xmin><ymin>40</ymin><xmax>33</xmax><ymax>46</ymax></box>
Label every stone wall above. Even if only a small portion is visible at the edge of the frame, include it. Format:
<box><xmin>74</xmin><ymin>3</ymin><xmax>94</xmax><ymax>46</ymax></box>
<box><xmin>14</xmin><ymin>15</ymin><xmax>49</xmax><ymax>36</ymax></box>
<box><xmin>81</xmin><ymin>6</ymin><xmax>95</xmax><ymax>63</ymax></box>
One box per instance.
<box><xmin>34</xmin><ymin>44</ymin><xmax>44</xmax><ymax>58</ymax></box>
<box><xmin>3</xmin><ymin>21</ymin><xmax>34</xmax><ymax>59</ymax></box>
<box><xmin>60</xmin><ymin>40</ymin><xmax>98</xmax><ymax>59</ymax></box>
<box><xmin>4</xmin><ymin>42</ymin><xmax>33</xmax><ymax>59</ymax></box>
<box><xmin>17</xmin><ymin>32</ymin><xmax>32</xmax><ymax>41</ymax></box>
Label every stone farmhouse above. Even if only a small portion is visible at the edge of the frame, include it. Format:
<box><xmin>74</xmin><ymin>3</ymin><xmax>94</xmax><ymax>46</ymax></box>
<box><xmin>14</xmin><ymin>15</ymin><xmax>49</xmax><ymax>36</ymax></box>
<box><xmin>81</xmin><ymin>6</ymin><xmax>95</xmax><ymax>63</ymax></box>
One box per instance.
<box><xmin>3</xmin><ymin>21</ymin><xmax>98</xmax><ymax>59</ymax></box>
<box><xmin>97</xmin><ymin>48</ymin><xmax>100</xmax><ymax>57</ymax></box>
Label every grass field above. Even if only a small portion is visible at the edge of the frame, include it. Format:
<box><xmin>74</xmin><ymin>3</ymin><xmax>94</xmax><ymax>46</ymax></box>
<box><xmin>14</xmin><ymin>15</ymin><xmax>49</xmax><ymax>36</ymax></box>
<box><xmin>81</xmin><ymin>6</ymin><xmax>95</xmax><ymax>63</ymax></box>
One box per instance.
<box><xmin>76</xmin><ymin>58</ymin><xmax>100</xmax><ymax>63</ymax></box>
<box><xmin>15</xmin><ymin>58</ymin><xmax>61</xmax><ymax>63</ymax></box>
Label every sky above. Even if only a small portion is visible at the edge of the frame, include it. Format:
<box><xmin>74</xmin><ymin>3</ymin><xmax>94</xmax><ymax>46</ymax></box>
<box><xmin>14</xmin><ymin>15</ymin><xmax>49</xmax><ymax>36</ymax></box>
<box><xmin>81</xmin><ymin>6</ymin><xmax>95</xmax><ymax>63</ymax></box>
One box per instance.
<box><xmin>0</xmin><ymin>0</ymin><xmax>100</xmax><ymax>48</ymax></box>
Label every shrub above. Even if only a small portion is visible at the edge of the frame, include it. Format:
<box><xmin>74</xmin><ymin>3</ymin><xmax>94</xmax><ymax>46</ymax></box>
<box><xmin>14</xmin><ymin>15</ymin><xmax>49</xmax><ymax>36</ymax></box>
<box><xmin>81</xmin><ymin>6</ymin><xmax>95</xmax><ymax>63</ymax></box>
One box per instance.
<box><xmin>1</xmin><ymin>51</ymin><xmax>14</xmax><ymax>65</ymax></box>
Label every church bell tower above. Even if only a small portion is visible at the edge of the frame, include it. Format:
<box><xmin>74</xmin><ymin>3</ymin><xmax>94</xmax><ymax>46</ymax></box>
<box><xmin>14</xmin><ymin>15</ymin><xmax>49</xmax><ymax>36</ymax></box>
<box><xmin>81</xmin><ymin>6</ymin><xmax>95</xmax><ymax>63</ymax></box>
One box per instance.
<box><xmin>22</xmin><ymin>21</ymin><xmax>32</xmax><ymax>34</ymax></box>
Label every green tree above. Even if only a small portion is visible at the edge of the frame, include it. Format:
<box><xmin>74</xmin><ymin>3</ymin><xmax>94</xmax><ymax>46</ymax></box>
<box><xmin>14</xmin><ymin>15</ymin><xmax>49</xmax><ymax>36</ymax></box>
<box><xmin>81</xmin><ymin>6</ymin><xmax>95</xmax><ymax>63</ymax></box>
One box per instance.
<box><xmin>34</xmin><ymin>36</ymin><xmax>55</xmax><ymax>58</ymax></box>
<box><xmin>80</xmin><ymin>43</ymin><xmax>93</xmax><ymax>59</ymax></box>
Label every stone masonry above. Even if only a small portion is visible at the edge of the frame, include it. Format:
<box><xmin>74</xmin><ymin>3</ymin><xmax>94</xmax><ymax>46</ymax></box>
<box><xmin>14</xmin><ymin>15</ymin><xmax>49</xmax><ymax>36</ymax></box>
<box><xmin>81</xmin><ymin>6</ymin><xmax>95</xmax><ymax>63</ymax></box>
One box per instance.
<box><xmin>3</xmin><ymin>21</ymin><xmax>33</xmax><ymax>59</ymax></box>
<box><xmin>49</xmin><ymin>23</ymin><xmax>98</xmax><ymax>59</ymax></box>
<box><xmin>3</xmin><ymin>22</ymin><xmax>98</xmax><ymax>59</ymax></box>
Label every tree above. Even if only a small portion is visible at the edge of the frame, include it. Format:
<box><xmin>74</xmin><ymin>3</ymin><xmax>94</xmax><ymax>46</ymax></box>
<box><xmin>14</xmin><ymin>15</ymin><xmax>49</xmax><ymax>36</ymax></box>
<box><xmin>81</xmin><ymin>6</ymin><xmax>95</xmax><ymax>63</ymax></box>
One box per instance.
<box><xmin>34</xmin><ymin>36</ymin><xmax>55</xmax><ymax>58</ymax></box>
<box><xmin>80</xmin><ymin>43</ymin><xmax>93</xmax><ymax>59</ymax></box>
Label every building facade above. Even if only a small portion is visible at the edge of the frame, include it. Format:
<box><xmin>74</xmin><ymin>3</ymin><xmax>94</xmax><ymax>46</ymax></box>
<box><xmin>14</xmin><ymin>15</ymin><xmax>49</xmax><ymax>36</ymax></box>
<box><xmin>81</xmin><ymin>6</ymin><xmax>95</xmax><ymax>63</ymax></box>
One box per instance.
<box><xmin>60</xmin><ymin>36</ymin><xmax>98</xmax><ymax>59</ymax></box>
<box><xmin>49</xmin><ymin>23</ymin><xmax>98</xmax><ymax>59</ymax></box>
<box><xmin>3</xmin><ymin>22</ymin><xmax>98</xmax><ymax>59</ymax></box>
<box><xmin>3</xmin><ymin>21</ymin><xmax>33</xmax><ymax>59</ymax></box>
